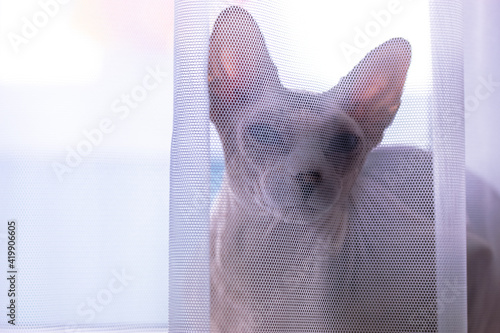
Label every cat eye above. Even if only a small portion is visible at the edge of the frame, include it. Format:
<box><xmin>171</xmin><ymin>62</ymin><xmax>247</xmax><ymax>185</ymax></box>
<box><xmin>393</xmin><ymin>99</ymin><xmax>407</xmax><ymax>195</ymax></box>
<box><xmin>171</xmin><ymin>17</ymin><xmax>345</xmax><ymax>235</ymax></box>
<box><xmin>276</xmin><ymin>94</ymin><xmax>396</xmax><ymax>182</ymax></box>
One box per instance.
<box><xmin>326</xmin><ymin>132</ymin><xmax>359</xmax><ymax>156</ymax></box>
<box><xmin>248</xmin><ymin>123</ymin><xmax>283</xmax><ymax>146</ymax></box>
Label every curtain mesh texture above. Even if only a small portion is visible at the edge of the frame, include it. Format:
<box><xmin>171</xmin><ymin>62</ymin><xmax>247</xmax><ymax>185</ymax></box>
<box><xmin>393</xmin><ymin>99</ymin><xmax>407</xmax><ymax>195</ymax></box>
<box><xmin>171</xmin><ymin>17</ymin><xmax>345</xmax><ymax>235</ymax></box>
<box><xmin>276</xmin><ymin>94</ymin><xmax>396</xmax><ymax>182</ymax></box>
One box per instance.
<box><xmin>171</xmin><ymin>0</ymin><xmax>467</xmax><ymax>332</ymax></box>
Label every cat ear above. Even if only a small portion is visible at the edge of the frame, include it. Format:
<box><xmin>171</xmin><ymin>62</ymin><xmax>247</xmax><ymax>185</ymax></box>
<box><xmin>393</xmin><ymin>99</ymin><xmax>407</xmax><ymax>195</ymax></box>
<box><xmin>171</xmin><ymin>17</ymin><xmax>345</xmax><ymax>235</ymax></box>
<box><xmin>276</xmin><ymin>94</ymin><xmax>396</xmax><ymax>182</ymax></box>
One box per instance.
<box><xmin>335</xmin><ymin>38</ymin><xmax>411</xmax><ymax>146</ymax></box>
<box><xmin>208</xmin><ymin>6</ymin><xmax>280</xmax><ymax>125</ymax></box>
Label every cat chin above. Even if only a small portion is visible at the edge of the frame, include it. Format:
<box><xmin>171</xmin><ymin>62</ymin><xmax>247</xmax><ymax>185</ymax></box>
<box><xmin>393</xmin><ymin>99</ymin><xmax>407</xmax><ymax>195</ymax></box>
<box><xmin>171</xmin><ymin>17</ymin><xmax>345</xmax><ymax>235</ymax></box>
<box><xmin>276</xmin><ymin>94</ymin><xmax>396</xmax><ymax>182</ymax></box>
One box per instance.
<box><xmin>281</xmin><ymin>204</ymin><xmax>324</xmax><ymax>224</ymax></box>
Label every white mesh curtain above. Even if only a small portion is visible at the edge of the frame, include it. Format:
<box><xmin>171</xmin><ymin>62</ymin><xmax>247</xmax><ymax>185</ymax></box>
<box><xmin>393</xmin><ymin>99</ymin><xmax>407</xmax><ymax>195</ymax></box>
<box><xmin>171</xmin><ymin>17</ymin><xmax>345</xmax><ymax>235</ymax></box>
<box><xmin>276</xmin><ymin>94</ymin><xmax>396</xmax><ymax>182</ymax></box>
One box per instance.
<box><xmin>171</xmin><ymin>0</ymin><xmax>495</xmax><ymax>332</ymax></box>
<box><xmin>0</xmin><ymin>0</ymin><xmax>499</xmax><ymax>333</ymax></box>
<box><xmin>0</xmin><ymin>1</ymin><xmax>172</xmax><ymax>332</ymax></box>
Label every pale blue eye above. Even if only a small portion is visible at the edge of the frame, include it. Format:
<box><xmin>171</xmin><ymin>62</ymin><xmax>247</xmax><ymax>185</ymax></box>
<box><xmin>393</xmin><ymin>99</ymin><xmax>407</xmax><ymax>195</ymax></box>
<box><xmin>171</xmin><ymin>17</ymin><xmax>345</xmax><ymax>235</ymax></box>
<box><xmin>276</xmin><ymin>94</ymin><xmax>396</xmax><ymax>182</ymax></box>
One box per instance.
<box><xmin>326</xmin><ymin>132</ymin><xmax>359</xmax><ymax>155</ymax></box>
<box><xmin>248</xmin><ymin>123</ymin><xmax>283</xmax><ymax>146</ymax></box>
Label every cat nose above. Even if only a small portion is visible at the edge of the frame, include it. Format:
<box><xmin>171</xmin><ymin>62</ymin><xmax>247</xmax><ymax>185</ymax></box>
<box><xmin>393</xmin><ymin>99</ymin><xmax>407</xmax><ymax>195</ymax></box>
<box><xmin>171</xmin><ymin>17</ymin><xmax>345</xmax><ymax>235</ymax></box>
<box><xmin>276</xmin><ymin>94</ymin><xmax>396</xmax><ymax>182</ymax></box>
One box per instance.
<box><xmin>296</xmin><ymin>171</ymin><xmax>322</xmax><ymax>198</ymax></box>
